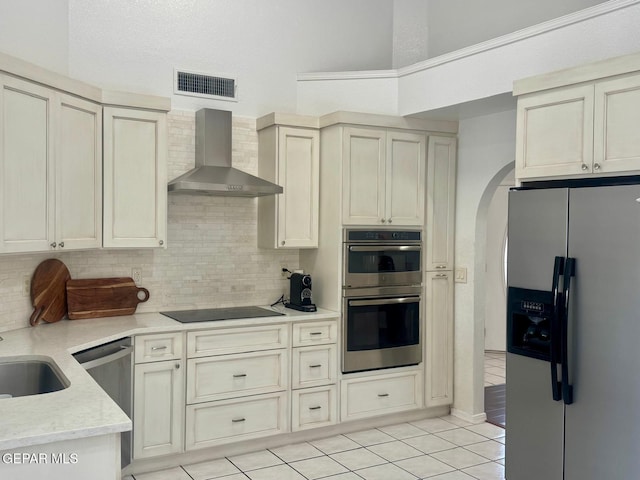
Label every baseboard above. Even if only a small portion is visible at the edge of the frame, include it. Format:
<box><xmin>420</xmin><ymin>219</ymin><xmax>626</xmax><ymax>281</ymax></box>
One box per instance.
<box><xmin>450</xmin><ymin>408</ymin><xmax>487</xmax><ymax>424</ymax></box>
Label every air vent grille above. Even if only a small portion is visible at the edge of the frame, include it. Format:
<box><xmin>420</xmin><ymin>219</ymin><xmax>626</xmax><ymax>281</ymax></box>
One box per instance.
<box><xmin>175</xmin><ymin>70</ymin><xmax>236</xmax><ymax>100</ymax></box>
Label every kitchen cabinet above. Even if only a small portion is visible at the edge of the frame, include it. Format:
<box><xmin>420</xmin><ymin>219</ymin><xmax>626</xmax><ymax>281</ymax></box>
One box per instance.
<box><xmin>0</xmin><ymin>75</ymin><xmax>102</xmax><ymax>253</ymax></box>
<box><xmin>425</xmin><ymin>135</ymin><xmax>456</xmax><ymax>271</ymax></box>
<box><xmin>103</xmin><ymin>107</ymin><xmax>167</xmax><ymax>248</ymax></box>
<box><xmin>342</xmin><ymin>127</ymin><xmax>425</xmax><ymax>226</ymax></box>
<box><xmin>515</xmin><ymin>65</ymin><xmax>640</xmax><ymax>180</ymax></box>
<box><xmin>341</xmin><ymin>368</ymin><xmax>422</xmax><ymax>421</ymax></box>
<box><xmin>424</xmin><ymin>271</ymin><xmax>454</xmax><ymax>407</ymax></box>
<box><xmin>133</xmin><ymin>359</ymin><xmax>184</xmax><ymax>459</ymax></box>
<box><xmin>184</xmin><ymin>324</ymin><xmax>289</xmax><ymax>450</ymax></box>
<box><xmin>258</xmin><ymin>122</ymin><xmax>319</xmax><ymax>249</ymax></box>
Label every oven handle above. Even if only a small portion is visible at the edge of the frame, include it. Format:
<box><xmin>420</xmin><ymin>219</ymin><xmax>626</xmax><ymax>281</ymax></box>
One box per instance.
<box><xmin>349</xmin><ymin>297</ymin><xmax>420</xmax><ymax>307</ymax></box>
<box><xmin>348</xmin><ymin>245</ymin><xmax>421</xmax><ymax>252</ymax></box>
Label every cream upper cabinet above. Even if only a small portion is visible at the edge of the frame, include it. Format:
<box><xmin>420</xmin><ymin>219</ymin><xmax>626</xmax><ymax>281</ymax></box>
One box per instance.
<box><xmin>515</xmin><ymin>57</ymin><xmax>640</xmax><ymax>181</ymax></box>
<box><xmin>424</xmin><ymin>270</ymin><xmax>454</xmax><ymax>407</ymax></box>
<box><xmin>594</xmin><ymin>72</ymin><xmax>640</xmax><ymax>174</ymax></box>
<box><xmin>103</xmin><ymin>107</ymin><xmax>167</xmax><ymax>248</ymax></box>
<box><xmin>0</xmin><ymin>76</ymin><xmax>101</xmax><ymax>253</ymax></box>
<box><xmin>515</xmin><ymin>84</ymin><xmax>595</xmax><ymax>180</ymax></box>
<box><xmin>426</xmin><ymin>136</ymin><xmax>456</xmax><ymax>271</ymax></box>
<box><xmin>343</xmin><ymin>127</ymin><xmax>425</xmax><ymax>226</ymax></box>
<box><xmin>258</xmin><ymin>124</ymin><xmax>319</xmax><ymax>249</ymax></box>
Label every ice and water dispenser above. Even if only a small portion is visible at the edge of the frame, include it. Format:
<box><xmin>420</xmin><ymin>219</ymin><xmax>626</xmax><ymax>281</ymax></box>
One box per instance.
<box><xmin>507</xmin><ymin>287</ymin><xmax>555</xmax><ymax>361</ymax></box>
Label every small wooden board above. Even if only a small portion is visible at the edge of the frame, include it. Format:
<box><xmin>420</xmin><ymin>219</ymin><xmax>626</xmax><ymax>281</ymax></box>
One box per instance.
<box><xmin>66</xmin><ymin>277</ymin><xmax>150</xmax><ymax>320</ymax></box>
<box><xmin>30</xmin><ymin>259</ymin><xmax>71</xmax><ymax>326</ymax></box>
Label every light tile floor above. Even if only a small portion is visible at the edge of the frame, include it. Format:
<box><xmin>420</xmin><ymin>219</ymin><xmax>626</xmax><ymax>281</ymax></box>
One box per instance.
<box><xmin>484</xmin><ymin>351</ymin><xmax>505</xmax><ymax>387</ymax></box>
<box><xmin>125</xmin><ymin>415</ymin><xmax>506</xmax><ymax>480</ymax></box>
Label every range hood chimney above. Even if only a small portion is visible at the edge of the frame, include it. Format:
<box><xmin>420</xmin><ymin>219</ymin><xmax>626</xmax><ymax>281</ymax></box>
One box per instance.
<box><xmin>168</xmin><ymin>109</ymin><xmax>283</xmax><ymax>197</ymax></box>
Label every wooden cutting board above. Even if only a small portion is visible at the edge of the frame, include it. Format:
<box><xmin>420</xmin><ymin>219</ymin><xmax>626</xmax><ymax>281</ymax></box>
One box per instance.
<box><xmin>30</xmin><ymin>259</ymin><xmax>71</xmax><ymax>326</ymax></box>
<box><xmin>66</xmin><ymin>277</ymin><xmax>150</xmax><ymax>320</ymax></box>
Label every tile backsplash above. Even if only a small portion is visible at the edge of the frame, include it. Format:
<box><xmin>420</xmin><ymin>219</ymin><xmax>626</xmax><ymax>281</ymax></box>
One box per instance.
<box><xmin>0</xmin><ymin>111</ymin><xmax>298</xmax><ymax>333</ymax></box>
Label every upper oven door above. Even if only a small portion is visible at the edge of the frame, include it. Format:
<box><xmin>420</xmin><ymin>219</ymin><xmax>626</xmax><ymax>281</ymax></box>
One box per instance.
<box><xmin>343</xmin><ymin>244</ymin><xmax>422</xmax><ymax>288</ymax></box>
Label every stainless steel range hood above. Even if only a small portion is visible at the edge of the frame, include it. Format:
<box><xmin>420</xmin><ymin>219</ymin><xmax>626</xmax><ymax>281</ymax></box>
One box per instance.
<box><xmin>168</xmin><ymin>109</ymin><xmax>283</xmax><ymax>197</ymax></box>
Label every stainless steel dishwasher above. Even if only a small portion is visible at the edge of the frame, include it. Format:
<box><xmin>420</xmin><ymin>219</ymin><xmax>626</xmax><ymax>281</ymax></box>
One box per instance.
<box><xmin>73</xmin><ymin>337</ymin><xmax>133</xmax><ymax>468</ymax></box>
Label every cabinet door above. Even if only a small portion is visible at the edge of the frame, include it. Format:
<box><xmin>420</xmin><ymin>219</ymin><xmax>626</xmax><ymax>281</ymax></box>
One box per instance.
<box><xmin>278</xmin><ymin>127</ymin><xmax>319</xmax><ymax>248</ymax></box>
<box><xmin>342</xmin><ymin>127</ymin><xmax>386</xmax><ymax>225</ymax></box>
<box><xmin>386</xmin><ymin>131</ymin><xmax>425</xmax><ymax>226</ymax></box>
<box><xmin>594</xmin><ymin>73</ymin><xmax>640</xmax><ymax>174</ymax></box>
<box><xmin>426</xmin><ymin>136</ymin><xmax>456</xmax><ymax>271</ymax></box>
<box><xmin>515</xmin><ymin>85</ymin><xmax>594</xmax><ymax>180</ymax></box>
<box><xmin>424</xmin><ymin>271</ymin><xmax>454</xmax><ymax>407</ymax></box>
<box><xmin>56</xmin><ymin>94</ymin><xmax>102</xmax><ymax>250</ymax></box>
<box><xmin>133</xmin><ymin>360</ymin><xmax>183</xmax><ymax>459</ymax></box>
<box><xmin>0</xmin><ymin>76</ymin><xmax>54</xmax><ymax>253</ymax></box>
<box><xmin>103</xmin><ymin>107</ymin><xmax>167</xmax><ymax>248</ymax></box>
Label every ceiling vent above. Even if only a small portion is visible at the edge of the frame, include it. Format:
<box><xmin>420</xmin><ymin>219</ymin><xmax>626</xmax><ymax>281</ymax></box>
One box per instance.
<box><xmin>174</xmin><ymin>69</ymin><xmax>237</xmax><ymax>101</ymax></box>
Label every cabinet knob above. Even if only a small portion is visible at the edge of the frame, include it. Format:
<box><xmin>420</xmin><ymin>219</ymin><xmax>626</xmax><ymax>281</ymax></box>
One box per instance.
<box><xmin>594</xmin><ymin>163</ymin><xmax>601</xmax><ymax>171</ymax></box>
<box><xmin>175</xmin><ymin>363</ymin><xmax>180</xmax><ymax>369</ymax></box>
<box><xmin>59</xmin><ymin>242</ymin><xmax>65</xmax><ymax>248</ymax></box>
<box><xmin>381</xmin><ymin>218</ymin><xmax>386</xmax><ymax>224</ymax></box>
<box><xmin>581</xmin><ymin>164</ymin><xmax>588</xmax><ymax>171</ymax></box>
<box><xmin>281</xmin><ymin>241</ymin><xmax>286</xmax><ymax>246</ymax></box>
<box><xmin>50</xmin><ymin>242</ymin><xmax>57</xmax><ymax>249</ymax></box>
<box><xmin>388</xmin><ymin>219</ymin><xmax>392</xmax><ymax>224</ymax></box>
<box><xmin>159</xmin><ymin>240</ymin><xmax>164</xmax><ymax>246</ymax></box>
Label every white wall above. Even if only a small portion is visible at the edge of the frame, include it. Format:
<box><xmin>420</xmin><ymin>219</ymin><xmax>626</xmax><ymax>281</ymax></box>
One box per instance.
<box><xmin>453</xmin><ymin>109</ymin><xmax>516</xmax><ymax>418</ymax></box>
<box><xmin>0</xmin><ymin>0</ymin><xmax>69</xmax><ymax>74</ymax></box>
<box><xmin>66</xmin><ymin>0</ymin><xmax>394</xmax><ymax>117</ymax></box>
<box><xmin>427</xmin><ymin>0</ymin><xmax>606</xmax><ymax>58</ymax></box>
<box><xmin>392</xmin><ymin>0</ymin><xmax>429</xmax><ymax>68</ymax></box>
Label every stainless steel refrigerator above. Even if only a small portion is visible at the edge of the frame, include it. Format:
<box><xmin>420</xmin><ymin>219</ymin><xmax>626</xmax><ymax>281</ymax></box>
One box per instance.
<box><xmin>505</xmin><ymin>182</ymin><xmax>640</xmax><ymax>480</ymax></box>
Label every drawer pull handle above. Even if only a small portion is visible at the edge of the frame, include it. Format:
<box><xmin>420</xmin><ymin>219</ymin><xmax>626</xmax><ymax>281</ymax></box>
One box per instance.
<box><xmin>232</xmin><ymin>418</ymin><xmax>246</xmax><ymax>423</ymax></box>
<box><xmin>151</xmin><ymin>346</ymin><xmax>167</xmax><ymax>351</ymax></box>
<box><xmin>309</xmin><ymin>406</ymin><xmax>322</xmax><ymax>411</ymax></box>
<box><xmin>378</xmin><ymin>393</ymin><xmax>389</xmax><ymax>397</ymax></box>
<box><xmin>309</xmin><ymin>364</ymin><xmax>322</xmax><ymax>368</ymax></box>
<box><xmin>233</xmin><ymin>374</ymin><xmax>247</xmax><ymax>378</ymax></box>
<box><xmin>309</xmin><ymin>332</ymin><xmax>323</xmax><ymax>336</ymax></box>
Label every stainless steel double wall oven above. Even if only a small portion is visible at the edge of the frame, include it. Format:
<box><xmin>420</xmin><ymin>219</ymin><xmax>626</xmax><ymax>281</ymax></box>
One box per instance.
<box><xmin>342</xmin><ymin>229</ymin><xmax>422</xmax><ymax>373</ymax></box>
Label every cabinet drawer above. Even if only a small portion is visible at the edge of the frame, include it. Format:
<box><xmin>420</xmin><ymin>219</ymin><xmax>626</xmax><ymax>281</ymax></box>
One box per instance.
<box><xmin>185</xmin><ymin>392</ymin><xmax>287</xmax><ymax>450</ymax></box>
<box><xmin>341</xmin><ymin>370</ymin><xmax>422</xmax><ymax>421</ymax></box>
<box><xmin>292</xmin><ymin>320</ymin><xmax>338</xmax><ymax>347</ymax></box>
<box><xmin>187</xmin><ymin>324</ymin><xmax>288</xmax><ymax>357</ymax></box>
<box><xmin>135</xmin><ymin>332</ymin><xmax>183</xmax><ymax>363</ymax></box>
<box><xmin>186</xmin><ymin>350</ymin><xmax>288</xmax><ymax>404</ymax></box>
<box><xmin>292</xmin><ymin>385</ymin><xmax>337</xmax><ymax>432</ymax></box>
<box><xmin>292</xmin><ymin>345</ymin><xmax>337</xmax><ymax>389</ymax></box>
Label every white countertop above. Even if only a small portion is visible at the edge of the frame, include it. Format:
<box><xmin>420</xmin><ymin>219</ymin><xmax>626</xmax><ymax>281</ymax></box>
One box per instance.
<box><xmin>0</xmin><ymin>305</ymin><xmax>338</xmax><ymax>451</ymax></box>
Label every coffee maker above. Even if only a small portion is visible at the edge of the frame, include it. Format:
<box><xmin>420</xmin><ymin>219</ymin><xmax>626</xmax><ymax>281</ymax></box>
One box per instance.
<box><xmin>286</xmin><ymin>273</ymin><xmax>317</xmax><ymax>312</ymax></box>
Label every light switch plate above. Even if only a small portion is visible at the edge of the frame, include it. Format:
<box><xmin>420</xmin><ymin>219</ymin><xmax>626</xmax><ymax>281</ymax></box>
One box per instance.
<box><xmin>454</xmin><ymin>267</ymin><xmax>467</xmax><ymax>283</ymax></box>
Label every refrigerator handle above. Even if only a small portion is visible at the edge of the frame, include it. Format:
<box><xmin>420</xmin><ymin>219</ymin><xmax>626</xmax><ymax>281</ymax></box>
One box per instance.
<box><xmin>550</xmin><ymin>256</ymin><xmax>564</xmax><ymax>402</ymax></box>
<box><xmin>561</xmin><ymin>257</ymin><xmax>576</xmax><ymax>405</ymax></box>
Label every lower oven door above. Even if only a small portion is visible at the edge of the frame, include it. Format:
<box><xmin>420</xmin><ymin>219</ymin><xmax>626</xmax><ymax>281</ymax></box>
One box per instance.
<box><xmin>342</xmin><ymin>294</ymin><xmax>422</xmax><ymax>373</ymax></box>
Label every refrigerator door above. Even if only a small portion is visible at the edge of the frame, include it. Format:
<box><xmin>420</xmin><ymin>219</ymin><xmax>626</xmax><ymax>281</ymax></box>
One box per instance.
<box><xmin>505</xmin><ymin>188</ymin><xmax>568</xmax><ymax>480</ymax></box>
<box><xmin>563</xmin><ymin>184</ymin><xmax>640</xmax><ymax>479</ymax></box>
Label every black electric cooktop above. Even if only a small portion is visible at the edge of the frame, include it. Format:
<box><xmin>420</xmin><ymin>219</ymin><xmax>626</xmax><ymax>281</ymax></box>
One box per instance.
<box><xmin>161</xmin><ymin>306</ymin><xmax>284</xmax><ymax>323</ymax></box>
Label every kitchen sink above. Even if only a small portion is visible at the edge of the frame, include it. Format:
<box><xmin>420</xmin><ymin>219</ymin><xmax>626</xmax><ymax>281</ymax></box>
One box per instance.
<box><xmin>0</xmin><ymin>357</ymin><xmax>69</xmax><ymax>399</ymax></box>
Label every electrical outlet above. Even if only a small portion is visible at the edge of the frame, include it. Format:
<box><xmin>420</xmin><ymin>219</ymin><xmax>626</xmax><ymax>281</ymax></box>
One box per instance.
<box><xmin>22</xmin><ymin>275</ymin><xmax>30</xmax><ymax>297</ymax></box>
<box><xmin>454</xmin><ymin>267</ymin><xmax>467</xmax><ymax>283</ymax></box>
<box><xmin>131</xmin><ymin>268</ymin><xmax>142</xmax><ymax>285</ymax></box>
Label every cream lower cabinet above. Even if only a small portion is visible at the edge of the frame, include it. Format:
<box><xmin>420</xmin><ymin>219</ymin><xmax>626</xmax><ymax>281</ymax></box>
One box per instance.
<box><xmin>291</xmin><ymin>320</ymin><xmax>338</xmax><ymax>431</ymax></box>
<box><xmin>184</xmin><ymin>324</ymin><xmax>289</xmax><ymax>451</ymax></box>
<box><xmin>103</xmin><ymin>107</ymin><xmax>167</xmax><ymax>248</ymax></box>
<box><xmin>342</xmin><ymin>127</ymin><xmax>425</xmax><ymax>226</ymax></box>
<box><xmin>516</xmin><ymin>68</ymin><xmax>640</xmax><ymax>181</ymax></box>
<box><xmin>258</xmin><ymin>123</ymin><xmax>320</xmax><ymax>249</ymax></box>
<box><xmin>0</xmin><ymin>75</ymin><xmax>102</xmax><ymax>253</ymax></box>
<box><xmin>133</xmin><ymin>332</ymin><xmax>184</xmax><ymax>460</ymax></box>
<box><xmin>341</xmin><ymin>369</ymin><xmax>422</xmax><ymax>421</ymax></box>
<box><xmin>424</xmin><ymin>271</ymin><xmax>454</xmax><ymax>407</ymax></box>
